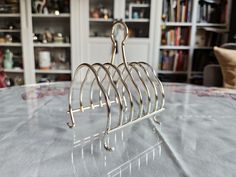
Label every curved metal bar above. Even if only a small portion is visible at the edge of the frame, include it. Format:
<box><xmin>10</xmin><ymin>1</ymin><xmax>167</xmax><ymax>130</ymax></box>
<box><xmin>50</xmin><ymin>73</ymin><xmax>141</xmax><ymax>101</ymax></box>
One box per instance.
<box><xmin>92</xmin><ymin>63</ymin><xmax>123</xmax><ymax>129</ymax></box>
<box><xmin>135</xmin><ymin>62</ymin><xmax>158</xmax><ymax>114</ymax></box>
<box><xmin>89</xmin><ymin>66</ymin><xmax>104</xmax><ymax>108</ymax></box>
<box><xmin>68</xmin><ymin>64</ymin><xmax>111</xmax><ymax>135</ymax></box>
<box><xmin>139</xmin><ymin>62</ymin><xmax>165</xmax><ymax>109</ymax></box>
<box><xmin>129</xmin><ymin>62</ymin><xmax>151</xmax><ymax>116</ymax></box>
<box><xmin>118</xmin><ymin>63</ymin><xmax>143</xmax><ymax>120</ymax></box>
<box><xmin>130</xmin><ymin>62</ymin><xmax>155</xmax><ymax>115</ymax></box>
<box><xmin>79</xmin><ymin>68</ymin><xmax>90</xmax><ymax>112</ymax></box>
<box><xmin>104</xmin><ymin>63</ymin><xmax>134</xmax><ymax>125</ymax></box>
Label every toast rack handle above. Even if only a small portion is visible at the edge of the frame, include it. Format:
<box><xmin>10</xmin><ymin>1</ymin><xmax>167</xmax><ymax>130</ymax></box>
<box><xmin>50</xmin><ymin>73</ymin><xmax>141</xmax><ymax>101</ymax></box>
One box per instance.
<box><xmin>110</xmin><ymin>19</ymin><xmax>129</xmax><ymax>65</ymax></box>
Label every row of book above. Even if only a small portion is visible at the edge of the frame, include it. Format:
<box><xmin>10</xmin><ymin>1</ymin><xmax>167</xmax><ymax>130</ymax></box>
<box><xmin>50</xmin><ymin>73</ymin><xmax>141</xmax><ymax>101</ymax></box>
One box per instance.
<box><xmin>195</xmin><ymin>27</ymin><xmax>227</xmax><ymax>47</ymax></box>
<box><xmin>161</xmin><ymin>27</ymin><xmax>190</xmax><ymax>46</ymax></box>
<box><xmin>197</xmin><ymin>0</ymin><xmax>227</xmax><ymax>23</ymax></box>
<box><xmin>162</xmin><ymin>0</ymin><xmax>193</xmax><ymax>22</ymax></box>
<box><xmin>160</xmin><ymin>50</ymin><xmax>188</xmax><ymax>71</ymax></box>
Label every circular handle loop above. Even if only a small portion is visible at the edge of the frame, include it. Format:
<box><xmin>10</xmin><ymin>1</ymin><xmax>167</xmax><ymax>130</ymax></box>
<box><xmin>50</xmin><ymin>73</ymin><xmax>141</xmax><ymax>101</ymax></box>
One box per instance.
<box><xmin>110</xmin><ymin>19</ymin><xmax>129</xmax><ymax>65</ymax></box>
<box><xmin>111</xmin><ymin>19</ymin><xmax>129</xmax><ymax>45</ymax></box>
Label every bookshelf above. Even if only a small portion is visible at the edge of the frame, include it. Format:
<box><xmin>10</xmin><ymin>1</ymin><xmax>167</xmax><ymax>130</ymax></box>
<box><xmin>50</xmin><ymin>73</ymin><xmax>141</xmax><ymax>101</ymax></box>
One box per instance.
<box><xmin>0</xmin><ymin>0</ymin><xmax>25</xmax><ymax>86</ymax></box>
<box><xmin>79</xmin><ymin>0</ymin><xmax>156</xmax><ymax>65</ymax></box>
<box><xmin>29</xmin><ymin>0</ymin><xmax>72</xmax><ymax>83</ymax></box>
<box><xmin>155</xmin><ymin>0</ymin><xmax>232</xmax><ymax>83</ymax></box>
<box><xmin>0</xmin><ymin>0</ymin><xmax>232</xmax><ymax>86</ymax></box>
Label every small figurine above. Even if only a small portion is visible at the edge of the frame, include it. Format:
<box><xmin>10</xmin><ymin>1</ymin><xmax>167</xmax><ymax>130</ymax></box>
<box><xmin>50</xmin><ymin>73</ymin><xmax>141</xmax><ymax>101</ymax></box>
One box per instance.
<box><xmin>3</xmin><ymin>49</ymin><xmax>13</xmax><ymax>69</ymax></box>
<box><xmin>33</xmin><ymin>0</ymin><xmax>46</xmax><ymax>14</ymax></box>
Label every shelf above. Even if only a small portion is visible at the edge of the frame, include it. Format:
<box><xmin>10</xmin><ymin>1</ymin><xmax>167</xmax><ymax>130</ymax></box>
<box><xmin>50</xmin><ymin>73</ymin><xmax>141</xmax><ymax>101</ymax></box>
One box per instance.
<box><xmin>125</xmin><ymin>19</ymin><xmax>149</xmax><ymax>22</ymax></box>
<box><xmin>191</xmin><ymin>71</ymin><xmax>203</xmax><ymax>75</ymax></box>
<box><xmin>194</xmin><ymin>46</ymin><xmax>213</xmax><ymax>50</ymax></box>
<box><xmin>161</xmin><ymin>22</ymin><xmax>192</xmax><ymax>26</ymax></box>
<box><xmin>4</xmin><ymin>68</ymin><xmax>24</xmax><ymax>73</ymax></box>
<box><xmin>0</xmin><ymin>14</ymin><xmax>20</xmax><ymax>17</ymax></box>
<box><xmin>158</xmin><ymin>70</ymin><xmax>188</xmax><ymax>74</ymax></box>
<box><xmin>0</xmin><ymin>43</ymin><xmax>21</xmax><ymax>47</ymax></box>
<box><xmin>89</xmin><ymin>18</ymin><xmax>113</xmax><ymax>22</ymax></box>
<box><xmin>33</xmin><ymin>43</ymin><xmax>71</xmax><ymax>47</ymax></box>
<box><xmin>129</xmin><ymin>3</ymin><xmax>150</xmax><ymax>8</ymax></box>
<box><xmin>196</xmin><ymin>23</ymin><xmax>227</xmax><ymax>27</ymax></box>
<box><xmin>32</xmin><ymin>13</ymin><xmax>70</xmax><ymax>18</ymax></box>
<box><xmin>0</xmin><ymin>29</ymin><xmax>21</xmax><ymax>32</ymax></box>
<box><xmin>160</xmin><ymin>46</ymin><xmax>190</xmax><ymax>50</ymax></box>
<box><xmin>35</xmin><ymin>69</ymin><xmax>71</xmax><ymax>74</ymax></box>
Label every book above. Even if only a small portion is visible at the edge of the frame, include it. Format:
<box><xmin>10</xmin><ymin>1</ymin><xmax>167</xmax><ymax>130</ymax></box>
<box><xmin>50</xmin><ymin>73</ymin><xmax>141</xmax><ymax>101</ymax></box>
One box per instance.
<box><xmin>162</xmin><ymin>0</ymin><xmax>193</xmax><ymax>22</ymax></box>
<box><xmin>197</xmin><ymin>0</ymin><xmax>227</xmax><ymax>23</ymax></box>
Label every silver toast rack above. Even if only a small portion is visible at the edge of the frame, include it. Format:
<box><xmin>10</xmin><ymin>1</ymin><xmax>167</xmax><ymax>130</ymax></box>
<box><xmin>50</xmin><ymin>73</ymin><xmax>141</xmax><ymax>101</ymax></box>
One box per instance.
<box><xmin>67</xmin><ymin>20</ymin><xmax>165</xmax><ymax>151</ymax></box>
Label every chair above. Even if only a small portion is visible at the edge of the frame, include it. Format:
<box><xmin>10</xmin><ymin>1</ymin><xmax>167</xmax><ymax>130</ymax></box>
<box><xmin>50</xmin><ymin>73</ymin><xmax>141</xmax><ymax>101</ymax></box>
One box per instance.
<box><xmin>203</xmin><ymin>43</ymin><xmax>236</xmax><ymax>87</ymax></box>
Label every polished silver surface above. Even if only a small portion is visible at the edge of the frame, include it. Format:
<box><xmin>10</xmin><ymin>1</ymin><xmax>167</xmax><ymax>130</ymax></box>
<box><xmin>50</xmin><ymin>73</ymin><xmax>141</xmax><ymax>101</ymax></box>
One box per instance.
<box><xmin>67</xmin><ymin>20</ymin><xmax>165</xmax><ymax>151</ymax></box>
<box><xmin>1</xmin><ymin>82</ymin><xmax>236</xmax><ymax>177</ymax></box>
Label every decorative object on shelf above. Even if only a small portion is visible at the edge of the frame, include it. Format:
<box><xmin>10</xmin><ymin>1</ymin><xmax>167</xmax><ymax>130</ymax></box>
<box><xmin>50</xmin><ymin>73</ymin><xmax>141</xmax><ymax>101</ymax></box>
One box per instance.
<box><xmin>195</xmin><ymin>29</ymin><xmax>206</xmax><ymax>47</ymax></box>
<box><xmin>33</xmin><ymin>33</ymin><xmax>42</xmax><ymax>43</ymax></box>
<box><xmin>51</xmin><ymin>48</ymin><xmax>69</xmax><ymax>70</ymax></box>
<box><xmin>38</xmin><ymin>76</ymin><xmax>50</xmax><ymax>83</ymax></box>
<box><xmin>0</xmin><ymin>37</ymin><xmax>5</xmax><ymax>43</ymax></box>
<box><xmin>53</xmin><ymin>33</ymin><xmax>63</xmax><ymax>43</ymax></box>
<box><xmin>33</xmin><ymin>0</ymin><xmax>46</xmax><ymax>14</ymax></box>
<box><xmin>90</xmin><ymin>2</ymin><xmax>113</xmax><ymax>19</ymax></box>
<box><xmin>67</xmin><ymin>20</ymin><xmax>165</xmax><ymax>152</ymax></box>
<box><xmin>5</xmin><ymin>34</ymin><xmax>12</xmax><ymax>43</ymax></box>
<box><xmin>3</xmin><ymin>49</ymin><xmax>13</xmax><ymax>69</ymax></box>
<box><xmin>5</xmin><ymin>76</ymin><xmax>15</xmax><ymax>87</ymax></box>
<box><xmin>132</xmin><ymin>11</ymin><xmax>139</xmax><ymax>19</ymax></box>
<box><xmin>128</xmin><ymin>1</ymin><xmax>150</xmax><ymax>19</ymax></box>
<box><xmin>44</xmin><ymin>29</ymin><xmax>53</xmax><ymax>43</ymax></box>
<box><xmin>14</xmin><ymin>76</ymin><xmax>24</xmax><ymax>85</ymax></box>
<box><xmin>90</xmin><ymin>7</ymin><xmax>100</xmax><ymax>18</ymax></box>
<box><xmin>7</xmin><ymin>23</ymin><xmax>17</xmax><ymax>30</ymax></box>
<box><xmin>0</xmin><ymin>0</ymin><xmax>19</xmax><ymax>13</ymax></box>
<box><xmin>38</xmin><ymin>50</ymin><xmax>51</xmax><ymax>70</ymax></box>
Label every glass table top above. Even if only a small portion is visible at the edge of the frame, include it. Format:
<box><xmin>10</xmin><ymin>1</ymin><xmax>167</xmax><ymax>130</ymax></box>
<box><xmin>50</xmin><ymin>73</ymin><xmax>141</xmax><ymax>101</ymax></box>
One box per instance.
<box><xmin>0</xmin><ymin>82</ymin><xmax>236</xmax><ymax>177</ymax></box>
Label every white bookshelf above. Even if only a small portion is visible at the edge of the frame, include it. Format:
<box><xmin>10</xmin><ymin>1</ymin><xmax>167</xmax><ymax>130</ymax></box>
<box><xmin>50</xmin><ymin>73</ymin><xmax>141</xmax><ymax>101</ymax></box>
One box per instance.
<box><xmin>0</xmin><ymin>14</ymin><xmax>20</xmax><ymax>17</ymax></box>
<box><xmin>0</xmin><ymin>0</ymin><xmax>25</xmax><ymax>85</ymax></box>
<box><xmin>0</xmin><ymin>29</ymin><xmax>21</xmax><ymax>32</ymax></box>
<box><xmin>89</xmin><ymin>18</ymin><xmax>113</xmax><ymax>22</ymax></box>
<box><xmin>196</xmin><ymin>23</ymin><xmax>227</xmax><ymax>27</ymax></box>
<box><xmin>155</xmin><ymin>0</ymin><xmax>232</xmax><ymax>83</ymax></box>
<box><xmin>33</xmin><ymin>43</ymin><xmax>71</xmax><ymax>47</ymax></box>
<box><xmin>160</xmin><ymin>46</ymin><xmax>191</xmax><ymax>50</ymax></box>
<box><xmin>125</xmin><ymin>19</ymin><xmax>149</xmax><ymax>22</ymax></box>
<box><xmin>35</xmin><ymin>69</ymin><xmax>71</xmax><ymax>74</ymax></box>
<box><xmin>161</xmin><ymin>22</ymin><xmax>192</xmax><ymax>26</ymax></box>
<box><xmin>1</xmin><ymin>0</ymin><xmax>232</xmax><ymax>86</ymax></box>
<box><xmin>4</xmin><ymin>68</ymin><xmax>24</xmax><ymax>73</ymax></box>
<box><xmin>0</xmin><ymin>43</ymin><xmax>22</xmax><ymax>47</ymax></box>
<box><xmin>32</xmin><ymin>14</ymin><xmax>70</xmax><ymax>18</ymax></box>
<box><xmin>27</xmin><ymin>0</ymin><xmax>73</xmax><ymax>83</ymax></box>
<box><xmin>158</xmin><ymin>71</ymin><xmax>188</xmax><ymax>74</ymax></box>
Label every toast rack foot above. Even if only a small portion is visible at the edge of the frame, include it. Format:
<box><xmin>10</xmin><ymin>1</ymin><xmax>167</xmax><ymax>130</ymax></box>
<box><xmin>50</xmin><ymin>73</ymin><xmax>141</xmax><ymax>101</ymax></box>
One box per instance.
<box><xmin>153</xmin><ymin>116</ymin><xmax>160</xmax><ymax>125</ymax></box>
<box><xmin>103</xmin><ymin>131</ymin><xmax>115</xmax><ymax>152</ymax></box>
<box><xmin>67</xmin><ymin>122</ymin><xmax>75</xmax><ymax>128</ymax></box>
